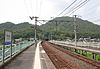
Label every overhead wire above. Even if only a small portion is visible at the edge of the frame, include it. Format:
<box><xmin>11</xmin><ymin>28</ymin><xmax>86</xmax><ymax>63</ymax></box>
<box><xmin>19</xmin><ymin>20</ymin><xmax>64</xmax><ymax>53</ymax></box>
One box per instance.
<box><xmin>62</xmin><ymin>0</ymin><xmax>83</xmax><ymax>16</ymax></box>
<box><xmin>63</xmin><ymin>0</ymin><xmax>89</xmax><ymax>16</ymax></box>
<box><xmin>82</xmin><ymin>2</ymin><xmax>100</xmax><ymax>17</ymax></box>
<box><xmin>69</xmin><ymin>0</ymin><xmax>90</xmax><ymax>16</ymax></box>
<box><xmin>52</xmin><ymin>0</ymin><xmax>82</xmax><ymax>20</ymax></box>
<box><xmin>57</xmin><ymin>0</ymin><xmax>77</xmax><ymax>16</ymax></box>
<box><xmin>82</xmin><ymin>2</ymin><xmax>100</xmax><ymax>21</ymax></box>
<box><xmin>38</xmin><ymin>21</ymin><xmax>43</xmax><ymax>24</ymax></box>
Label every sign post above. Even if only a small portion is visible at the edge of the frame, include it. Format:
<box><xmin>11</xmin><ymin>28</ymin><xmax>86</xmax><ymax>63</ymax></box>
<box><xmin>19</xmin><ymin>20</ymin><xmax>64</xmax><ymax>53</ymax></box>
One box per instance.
<box><xmin>2</xmin><ymin>30</ymin><xmax>12</xmax><ymax>63</ymax></box>
<box><xmin>5</xmin><ymin>31</ymin><xmax>12</xmax><ymax>45</ymax></box>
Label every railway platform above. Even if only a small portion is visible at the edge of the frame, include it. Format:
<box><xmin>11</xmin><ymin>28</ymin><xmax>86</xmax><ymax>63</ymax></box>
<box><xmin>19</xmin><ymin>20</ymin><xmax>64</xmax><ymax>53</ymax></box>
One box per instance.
<box><xmin>1</xmin><ymin>41</ymin><xmax>100</xmax><ymax>69</ymax></box>
<box><xmin>0</xmin><ymin>41</ymin><xmax>55</xmax><ymax>69</ymax></box>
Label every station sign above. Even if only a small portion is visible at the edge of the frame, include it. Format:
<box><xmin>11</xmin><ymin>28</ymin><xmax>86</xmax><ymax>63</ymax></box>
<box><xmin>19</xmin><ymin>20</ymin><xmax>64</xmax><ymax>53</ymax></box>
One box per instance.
<box><xmin>5</xmin><ymin>31</ymin><xmax>12</xmax><ymax>45</ymax></box>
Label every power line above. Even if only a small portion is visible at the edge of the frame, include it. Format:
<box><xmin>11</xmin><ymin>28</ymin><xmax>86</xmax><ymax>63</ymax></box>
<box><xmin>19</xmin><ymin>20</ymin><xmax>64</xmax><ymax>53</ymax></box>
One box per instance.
<box><xmin>68</xmin><ymin>0</ymin><xmax>89</xmax><ymax>15</ymax></box>
<box><xmin>57</xmin><ymin>0</ymin><xmax>77</xmax><ymax>16</ymax></box>
<box><xmin>38</xmin><ymin>21</ymin><xmax>43</xmax><ymax>25</ymax></box>
<box><xmin>82</xmin><ymin>3</ymin><xmax>100</xmax><ymax>21</ymax></box>
<box><xmin>64</xmin><ymin>0</ymin><xmax>90</xmax><ymax>16</ymax></box>
<box><xmin>62</xmin><ymin>0</ymin><xmax>83</xmax><ymax>16</ymax></box>
<box><xmin>82</xmin><ymin>2</ymin><xmax>100</xmax><ymax>16</ymax></box>
<box><xmin>69</xmin><ymin>0</ymin><xmax>90</xmax><ymax>16</ymax></box>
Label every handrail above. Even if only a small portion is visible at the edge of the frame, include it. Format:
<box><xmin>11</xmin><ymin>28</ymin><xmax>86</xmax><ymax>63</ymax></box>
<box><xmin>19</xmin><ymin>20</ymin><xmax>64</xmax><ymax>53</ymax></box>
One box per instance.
<box><xmin>0</xmin><ymin>41</ymin><xmax>35</xmax><ymax>62</ymax></box>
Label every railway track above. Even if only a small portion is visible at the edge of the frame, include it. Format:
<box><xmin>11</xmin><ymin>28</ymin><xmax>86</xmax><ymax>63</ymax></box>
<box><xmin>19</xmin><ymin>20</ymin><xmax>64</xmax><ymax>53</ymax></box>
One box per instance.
<box><xmin>50</xmin><ymin>43</ymin><xmax>100</xmax><ymax>68</ymax></box>
<box><xmin>42</xmin><ymin>41</ymin><xmax>80</xmax><ymax>69</ymax></box>
<box><xmin>42</xmin><ymin>41</ymin><xmax>100</xmax><ymax>69</ymax></box>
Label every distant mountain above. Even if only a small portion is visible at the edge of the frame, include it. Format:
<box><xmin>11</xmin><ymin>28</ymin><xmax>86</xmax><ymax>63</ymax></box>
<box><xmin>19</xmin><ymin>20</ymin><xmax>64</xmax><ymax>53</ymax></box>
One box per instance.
<box><xmin>0</xmin><ymin>22</ymin><xmax>32</xmax><ymax>31</ymax></box>
<box><xmin>39</xmin><ymin>16</ymin><xmax>100</xmax><ymax>40</ymax></box>
<box><xmin>40</xmin><ymin>16</ymin><xmax>100</xmax><ymax>33</ymax></box>
<box><xmin>0</xmin><ymin>16</ymin><xmax>100</xmax><ymax>43</ymax></box>
<box><xmin>0</xmin><ymin>22</ymin><xmax>15</xmax><ymax>30</ymax></box>
<box><xmin>0</xmin><ymin>22</ymin><xmax>35</xmax><ymax>43</ymax></box>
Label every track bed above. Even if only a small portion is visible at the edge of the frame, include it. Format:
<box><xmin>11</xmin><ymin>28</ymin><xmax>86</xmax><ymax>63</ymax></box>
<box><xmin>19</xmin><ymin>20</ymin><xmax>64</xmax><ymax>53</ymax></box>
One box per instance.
<box><xmin>41</xmin><ymin>41</ymin><xmax>100</xmax><ymax>69</ymax></box>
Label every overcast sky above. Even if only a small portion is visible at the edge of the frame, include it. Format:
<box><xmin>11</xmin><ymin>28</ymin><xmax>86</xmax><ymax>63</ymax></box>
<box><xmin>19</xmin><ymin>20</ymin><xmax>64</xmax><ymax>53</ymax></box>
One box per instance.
<box><xmin>0</xmin><ymin>0</ymin><xmax>100</xmax><ymax>25</ymax></box>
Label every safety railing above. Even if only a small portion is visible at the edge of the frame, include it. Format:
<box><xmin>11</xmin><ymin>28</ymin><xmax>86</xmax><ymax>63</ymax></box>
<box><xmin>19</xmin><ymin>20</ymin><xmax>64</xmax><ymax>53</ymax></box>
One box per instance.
<box><xmin>0</xmin><ymin>41</ymin><xmax>35</xmax><ymax>62</ymax></box>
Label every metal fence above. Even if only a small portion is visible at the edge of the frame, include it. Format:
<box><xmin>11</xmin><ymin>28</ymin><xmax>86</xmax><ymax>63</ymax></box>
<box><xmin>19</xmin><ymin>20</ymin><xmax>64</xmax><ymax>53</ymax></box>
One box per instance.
<box><xmin>0</xmin><ymin>41</ymin><xmax>35</xmax><ymax>62</ymax></box>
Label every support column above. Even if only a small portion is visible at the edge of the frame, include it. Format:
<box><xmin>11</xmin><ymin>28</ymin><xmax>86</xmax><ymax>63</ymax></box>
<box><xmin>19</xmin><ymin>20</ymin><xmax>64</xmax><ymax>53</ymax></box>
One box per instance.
<box><xmin>82</xmin><ymin>50</ymin><xmax>84</xmax><ymax>55</ymax></box>
<box><xmin>75</xmin><ymin>49</ymin><xmax>77</xmax><ymax>53</ymax></box>
<box><xmin>93</xmin><ymin>53</ymin><xmax>96</xmax><ymax>60</ymax></box>
<box><xmin>85</xmin><ymin>51</ymin><xmax>87</xmax><ymax>56</ymax></box>
<box><xmin>79</xmin><ymin>50</ymin><xmax>81</xmax><ymax>54</ymax></box>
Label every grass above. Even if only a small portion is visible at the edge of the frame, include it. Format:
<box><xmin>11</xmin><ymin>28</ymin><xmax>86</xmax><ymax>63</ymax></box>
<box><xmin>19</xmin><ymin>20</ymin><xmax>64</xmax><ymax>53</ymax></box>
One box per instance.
<box><xmin>60</xmin><ymin>46</ymin><xmax>100</xmax><ymax>61</ymax></box>
<box><xmin>0</xmin><ymin>46</ymin><xmax>2</xmax><ymax>50</ymax></box>
<box><xmin>55</xmin><ymin>44</ymin><xmax>100</xmax><ymax>61</ymax></box>
<box><xmin>96</xmin><ymin>55</ymin><xmax>100</xmax><ymax>61</ymax></box>
<box><xmin>97</xmin><ymin>47</ymin><xmax>100</xmax><ymax>49</ymax></box>
<box><xmin>86</xmin><ymin>52</ymin><xmax>93</xmax><ymax>59</ymax></box>
<box><xmin>76</xmin><ymin>50</ymin><xmax>100</xmax><ymax>61</ymax></box>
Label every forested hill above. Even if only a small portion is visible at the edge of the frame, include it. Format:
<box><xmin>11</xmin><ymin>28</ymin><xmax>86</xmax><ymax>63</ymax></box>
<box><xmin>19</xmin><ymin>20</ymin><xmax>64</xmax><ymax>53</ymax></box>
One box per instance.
<box><xmin>0</xmin><ymin>22</ymin><xmax>35</xmax><ymax>43</ymax></box>
<box><xmin>0</xmin><ymin>22</ymin><xmax>32</xmax><ymax>31</ymax></box>
<box><xmin>0</xmin><ymin>16</ymin><xmax>100</xmax><ymax>43</ymax></box>
<box><xmin>40</xmin><ymin>16</ymin><xmax>100</xmax><ymax>33</ymax></box>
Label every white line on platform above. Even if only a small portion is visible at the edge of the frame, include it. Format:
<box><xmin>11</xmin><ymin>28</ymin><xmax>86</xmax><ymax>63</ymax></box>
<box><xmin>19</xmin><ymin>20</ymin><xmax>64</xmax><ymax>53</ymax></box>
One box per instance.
<box><xmin>33</xmin><ymin>41</ymin><xmax>41</xmax><ymax>69</ymax></box>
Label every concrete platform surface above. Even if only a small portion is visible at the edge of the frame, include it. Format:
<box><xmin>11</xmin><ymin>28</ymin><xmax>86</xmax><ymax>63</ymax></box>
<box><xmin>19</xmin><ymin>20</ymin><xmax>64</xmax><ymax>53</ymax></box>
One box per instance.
<box><xmin>2</xmin><ymin>45</ymin><xmax>36</xmax><ymax>69</ymax></box>
<box><xmin>40</xmin><ymin>44</ymin><xmax>56</xmax><ymax>69</ymax></box>
<box><xmin>1</xmin><ymin>42</ymin><xmax>56</xmax><ymax>69</ymax></box>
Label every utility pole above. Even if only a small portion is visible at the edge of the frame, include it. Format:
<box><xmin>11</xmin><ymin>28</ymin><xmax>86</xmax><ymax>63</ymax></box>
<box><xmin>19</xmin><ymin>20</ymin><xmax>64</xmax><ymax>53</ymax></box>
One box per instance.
<box><xmin>55</xmin><ymin>21</ymin><xmax>58</xmax><ymax>32</ymax></box>
<box><xmin>51</xmin><ymin>33</ymin><xmax>52</xmax><ymax>40</ymax></box>
<box><xmin>29</xmin><ymin>16</ymin><xmax>38</xmax><ymax>47</ymax></box>
<box><xmin>34</xmin><ymin>17</ymin><xmax>38</xmax><ymax>47</ymax></box>
<box><xmin>74</xmin><ymin>15</ymin><xmax>77</xmax><ymax>47</ymax></box>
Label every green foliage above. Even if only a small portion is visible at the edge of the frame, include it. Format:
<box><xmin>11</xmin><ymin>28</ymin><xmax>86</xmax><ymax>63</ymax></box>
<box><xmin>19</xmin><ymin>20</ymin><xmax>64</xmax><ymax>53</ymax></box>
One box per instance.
<box><xmin>40</xmin><ymin>16</ymin><xmax>100</xmax><ymax>39</ymax></box>
<box><xmin>0</xmin><ymin>16</ymin><xmax>100</xmax><ymax>44</ymax></box>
